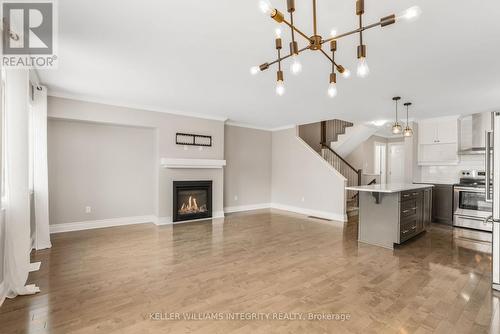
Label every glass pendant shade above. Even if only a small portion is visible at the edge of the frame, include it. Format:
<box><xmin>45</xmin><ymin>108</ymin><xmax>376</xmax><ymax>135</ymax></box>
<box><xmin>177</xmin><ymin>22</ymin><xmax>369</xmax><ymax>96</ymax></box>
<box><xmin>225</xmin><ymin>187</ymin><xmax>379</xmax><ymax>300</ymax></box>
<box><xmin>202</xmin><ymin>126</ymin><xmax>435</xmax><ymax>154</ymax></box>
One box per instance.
<box><xmin>403</xmin><ymin>102</ymin><xmax>413</xmax><ymax>137</ymax></box>
<box><xmin>391</xmin><ymin>97</ymin><xmax>402</xmax><ymax>134</ymax></box>
<box><xmin>403</xmin><ymin>126</ymin><xmax>413</xmax><ymax>137</ymax></box>
<box><xmin>392</xmin><ymin>123</ymin><xmax>403</xmax><ymax>134</ymax></box>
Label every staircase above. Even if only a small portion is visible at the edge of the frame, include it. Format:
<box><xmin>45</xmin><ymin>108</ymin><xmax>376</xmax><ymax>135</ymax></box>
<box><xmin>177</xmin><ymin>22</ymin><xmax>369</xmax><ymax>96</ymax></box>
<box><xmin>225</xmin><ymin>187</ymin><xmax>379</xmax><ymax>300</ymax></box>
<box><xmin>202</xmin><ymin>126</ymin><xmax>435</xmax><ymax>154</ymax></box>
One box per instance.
<box><xmin>331</xmin><ymin>124</ymin><xmax>379</xmax><ymax>158</ymax></box>
<box><xmin>320</xmin><ymin>120</ymin><xmax>362</xmax><ymax>217</ymax></box>
<box><xmin>298</xmin><ymin>119</ymin><xmax>380</xmax><ymax>218</ymax></box>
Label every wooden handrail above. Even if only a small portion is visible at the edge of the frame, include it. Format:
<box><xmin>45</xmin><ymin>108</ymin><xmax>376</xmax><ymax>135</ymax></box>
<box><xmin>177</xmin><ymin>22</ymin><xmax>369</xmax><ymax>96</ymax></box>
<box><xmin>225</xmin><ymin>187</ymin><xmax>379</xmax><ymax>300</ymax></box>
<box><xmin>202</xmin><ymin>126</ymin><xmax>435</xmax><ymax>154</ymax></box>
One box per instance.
<box><xmin>320</xmin><ymin>143</ymin><xmax>359</xmax><ymax>175</ymax></box>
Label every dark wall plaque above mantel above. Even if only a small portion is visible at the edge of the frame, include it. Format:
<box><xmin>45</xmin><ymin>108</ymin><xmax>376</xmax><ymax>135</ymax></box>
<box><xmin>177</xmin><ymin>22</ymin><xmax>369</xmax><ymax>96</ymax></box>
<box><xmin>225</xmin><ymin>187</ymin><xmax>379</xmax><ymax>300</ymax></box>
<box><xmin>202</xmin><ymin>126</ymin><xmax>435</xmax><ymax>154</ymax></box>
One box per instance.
<box><xmin>176</xmin><ymin>133</ymin><xmax>212</xmax><ymax>147</ymax></box>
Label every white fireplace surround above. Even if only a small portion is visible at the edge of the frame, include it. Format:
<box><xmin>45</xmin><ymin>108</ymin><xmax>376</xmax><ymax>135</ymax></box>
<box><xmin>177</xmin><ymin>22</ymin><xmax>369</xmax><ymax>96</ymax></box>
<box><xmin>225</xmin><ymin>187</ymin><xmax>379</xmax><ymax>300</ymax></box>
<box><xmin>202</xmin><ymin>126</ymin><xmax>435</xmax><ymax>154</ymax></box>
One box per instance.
<box><xmin>160</xmin><ymin>158</ymin><xmax>226</xmax><ymax>169</ymax></box>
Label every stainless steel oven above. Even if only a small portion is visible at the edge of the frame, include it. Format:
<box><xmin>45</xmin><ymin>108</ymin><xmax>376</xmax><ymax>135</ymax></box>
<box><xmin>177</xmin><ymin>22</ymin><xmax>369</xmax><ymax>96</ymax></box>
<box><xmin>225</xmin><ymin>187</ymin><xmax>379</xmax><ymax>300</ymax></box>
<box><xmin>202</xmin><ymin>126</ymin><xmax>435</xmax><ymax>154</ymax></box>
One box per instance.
<box><xmin>454</xmin><ymin>185</ymin><xmax>493</xmax><ymax>231</ymax></box>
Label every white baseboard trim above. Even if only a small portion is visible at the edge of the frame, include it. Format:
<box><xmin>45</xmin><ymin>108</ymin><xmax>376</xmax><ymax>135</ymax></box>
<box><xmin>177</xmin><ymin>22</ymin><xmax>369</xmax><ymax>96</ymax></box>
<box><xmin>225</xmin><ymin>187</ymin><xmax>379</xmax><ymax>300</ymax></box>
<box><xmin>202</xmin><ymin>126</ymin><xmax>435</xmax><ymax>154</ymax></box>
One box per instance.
<box><xmin>224</xmin><ymin>203</ymin><xmax>271</xmax><ymax>213</ymax></box>
<box><xmin>48</xmin><ymin>206</ymin><xmax>346</xmax><ymax>234</ymax></box>
<box><xmin>50</xmin><ymin>215</ymin><xmax>157</xmax><ymax>234</ymax></box>
<box><xmin>270</xmin><ymin>203</ymin><xmax>347</xmax><ymax>223</ymax></box>
<box><xmin>155</xmin><ymin>217</ymin><xmax>172</xmax><ymax>226</ymax></box>
<box><xmin>213</xmin><ymin>211</ymin><xmax>225</xmax><ymax>219</ymax></box>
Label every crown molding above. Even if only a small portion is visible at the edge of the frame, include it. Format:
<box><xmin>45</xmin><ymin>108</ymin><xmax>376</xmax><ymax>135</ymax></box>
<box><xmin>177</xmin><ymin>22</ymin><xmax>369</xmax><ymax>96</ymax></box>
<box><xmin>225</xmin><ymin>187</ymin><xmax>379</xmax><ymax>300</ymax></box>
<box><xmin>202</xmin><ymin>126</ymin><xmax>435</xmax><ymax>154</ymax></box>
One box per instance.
<box><xmin>225</xmin><ymin>121</ymin><xmax>272</xmax><ymax>131</ymax></box>
<box><xmin>270</xmin><ymin>124</ymin><xmax>296</xmax><ymax>132</ymax></box>
<box><xmin>225</xmin><ymin>121</ymin><xmax>296</xmax><ymax>132</ymax></box>
<box><xmin>48</xmin><ymin>91</ymin><xmax>229</xmax><ymax>122</ymax></box>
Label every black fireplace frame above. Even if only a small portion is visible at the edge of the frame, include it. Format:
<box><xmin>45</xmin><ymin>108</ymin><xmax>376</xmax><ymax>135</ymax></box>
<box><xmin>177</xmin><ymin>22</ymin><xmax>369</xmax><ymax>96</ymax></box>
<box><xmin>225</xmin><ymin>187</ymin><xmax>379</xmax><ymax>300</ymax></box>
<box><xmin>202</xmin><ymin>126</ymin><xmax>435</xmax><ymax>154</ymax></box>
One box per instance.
<box><xmin>173</xmin><ymin>180</ymin><xmax>212</xmax><ymax>222</ymax></box>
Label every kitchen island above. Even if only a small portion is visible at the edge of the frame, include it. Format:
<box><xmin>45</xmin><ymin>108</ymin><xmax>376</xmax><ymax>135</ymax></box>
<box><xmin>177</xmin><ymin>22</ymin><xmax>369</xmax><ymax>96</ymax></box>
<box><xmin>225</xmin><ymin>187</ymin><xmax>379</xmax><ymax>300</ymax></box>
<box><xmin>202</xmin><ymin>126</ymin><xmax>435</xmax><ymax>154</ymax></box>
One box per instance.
<box><xmin>346</xmin><ymin>184</ymin><xmax>433</xmax><ymax>249</ymax></box>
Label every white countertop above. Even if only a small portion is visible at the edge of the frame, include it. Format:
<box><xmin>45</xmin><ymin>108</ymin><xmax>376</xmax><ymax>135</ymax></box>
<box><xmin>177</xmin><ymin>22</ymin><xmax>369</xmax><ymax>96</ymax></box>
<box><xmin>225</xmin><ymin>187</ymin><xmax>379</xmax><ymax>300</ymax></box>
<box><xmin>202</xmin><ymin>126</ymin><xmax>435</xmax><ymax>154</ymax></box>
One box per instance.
<box><xmin>345</xmin><ymin>183</ymin><xmax>434</xmax><ymax>193</ymax></box>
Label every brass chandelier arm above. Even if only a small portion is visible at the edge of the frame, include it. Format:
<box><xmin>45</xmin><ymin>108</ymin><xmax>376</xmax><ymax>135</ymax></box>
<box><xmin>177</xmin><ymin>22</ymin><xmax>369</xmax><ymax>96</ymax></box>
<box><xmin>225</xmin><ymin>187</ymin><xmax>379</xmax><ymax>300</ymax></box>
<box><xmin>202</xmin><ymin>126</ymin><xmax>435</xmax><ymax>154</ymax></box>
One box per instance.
<box><xmin>321</xmin><ymin>19</ymin><xmax>391</xmax><ymax>45</ymax></box>
<box><xmin>282</xmin><ymin>19</ymin><xmax>310</xmax><ymax>42</ymax></box>
<box><xmin>312</xmin><ymin>0</ymin><xmax>318</xmax><ymax>36</ymax></box>
<box><xmin>318</xmin><ymin>49</ymin><xmax>341</xmax><ymax>69</ymax></box>
<box><xmin>267</xmin><ymin>45</ymin><xmax>310</xmax><ymax>67</ymax></box>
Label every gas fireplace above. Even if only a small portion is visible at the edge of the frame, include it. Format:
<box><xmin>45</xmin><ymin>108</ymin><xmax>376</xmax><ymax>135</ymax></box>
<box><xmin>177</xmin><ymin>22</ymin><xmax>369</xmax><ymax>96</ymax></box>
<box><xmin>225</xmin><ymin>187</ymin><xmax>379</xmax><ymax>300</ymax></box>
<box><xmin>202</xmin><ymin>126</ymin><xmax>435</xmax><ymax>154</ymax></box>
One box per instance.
<box><xmin>173</xmin><ymin>180</ymin><xmax>212</xmax><ymax>222</ymax></box>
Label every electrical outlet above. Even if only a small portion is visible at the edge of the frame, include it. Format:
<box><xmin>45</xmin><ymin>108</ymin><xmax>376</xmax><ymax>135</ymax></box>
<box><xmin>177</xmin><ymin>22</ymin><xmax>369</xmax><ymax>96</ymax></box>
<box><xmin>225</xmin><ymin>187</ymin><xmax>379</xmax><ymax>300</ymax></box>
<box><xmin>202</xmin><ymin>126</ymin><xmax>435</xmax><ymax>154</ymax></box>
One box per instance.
<box><xmin>85</xmin><ymin>206</ymin><xmax>92</xmax><ymax>214</ymax></box>
<box><xmin>234</xmin><ymin>195</ymin><xmax>238</xmax><ymax>201</ymax></box>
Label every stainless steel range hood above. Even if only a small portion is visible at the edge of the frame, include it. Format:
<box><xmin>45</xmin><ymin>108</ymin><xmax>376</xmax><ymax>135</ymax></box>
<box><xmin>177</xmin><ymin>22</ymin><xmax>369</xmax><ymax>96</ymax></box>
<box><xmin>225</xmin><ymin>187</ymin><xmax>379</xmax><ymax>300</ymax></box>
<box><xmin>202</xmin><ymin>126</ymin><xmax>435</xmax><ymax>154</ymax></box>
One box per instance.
<box><xmin>459</xmin><ymin>112</ymin><xmax>493</xmax><ymax>155</ymax></box>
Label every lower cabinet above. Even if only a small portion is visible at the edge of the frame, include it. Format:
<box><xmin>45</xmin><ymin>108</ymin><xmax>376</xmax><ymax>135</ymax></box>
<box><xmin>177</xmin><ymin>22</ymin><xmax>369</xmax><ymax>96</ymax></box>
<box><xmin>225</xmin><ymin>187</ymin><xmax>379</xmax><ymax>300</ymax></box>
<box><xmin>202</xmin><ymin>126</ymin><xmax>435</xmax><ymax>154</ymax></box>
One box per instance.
<box><xmin>398</xmin><ymin>189</ymin><xmax>429</xmax><ymax>244</ymax></box>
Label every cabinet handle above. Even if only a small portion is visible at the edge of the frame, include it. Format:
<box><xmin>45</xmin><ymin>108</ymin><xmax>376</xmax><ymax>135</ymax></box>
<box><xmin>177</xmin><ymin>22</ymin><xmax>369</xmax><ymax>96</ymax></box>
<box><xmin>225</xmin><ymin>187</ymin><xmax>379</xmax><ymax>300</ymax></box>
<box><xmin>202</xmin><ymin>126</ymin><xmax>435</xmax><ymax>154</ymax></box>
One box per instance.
<box><xmin>403</xmin><ymin>229</ymin><xmax>409</xmax><ymax>234</ymax></box>
<box><xmin>411</xmin><ymin>226</ymin><xmax>417</xmax><ymax>230</ymax></box>
<box><xmin>412</xmin><ymin>192</ymin><xmax>418</xmax><ymax>196</ymax></box>
<box><xmin>403</xmin><ymin>209</ymin><xmax>410</xmax><ymax>214</ymax></box>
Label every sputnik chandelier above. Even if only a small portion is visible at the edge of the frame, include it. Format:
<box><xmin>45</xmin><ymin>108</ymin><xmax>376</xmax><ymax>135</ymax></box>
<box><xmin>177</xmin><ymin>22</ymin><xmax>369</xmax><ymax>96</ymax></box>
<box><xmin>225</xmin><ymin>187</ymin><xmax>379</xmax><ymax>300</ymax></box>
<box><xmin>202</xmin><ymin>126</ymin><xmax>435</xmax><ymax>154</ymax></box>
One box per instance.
<box><xmin>251</xmin><ymin>0</ymin><xmax>421</xmax><ymax>97</ymax></box>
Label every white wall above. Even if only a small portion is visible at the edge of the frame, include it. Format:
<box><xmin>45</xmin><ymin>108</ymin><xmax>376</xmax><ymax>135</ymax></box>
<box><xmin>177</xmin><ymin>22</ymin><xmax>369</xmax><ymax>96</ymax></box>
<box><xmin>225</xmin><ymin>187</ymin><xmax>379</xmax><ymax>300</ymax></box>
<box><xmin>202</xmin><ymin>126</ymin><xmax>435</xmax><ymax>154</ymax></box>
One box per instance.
<box><xmin>224</xmin><ymin>125</ymin><xmax>272</xmax><ymax>210</ymax></box>
<box><xmin>271</xmin><ymin>128</ymin><xmax>347</xmax><ymax>222</ymax></box>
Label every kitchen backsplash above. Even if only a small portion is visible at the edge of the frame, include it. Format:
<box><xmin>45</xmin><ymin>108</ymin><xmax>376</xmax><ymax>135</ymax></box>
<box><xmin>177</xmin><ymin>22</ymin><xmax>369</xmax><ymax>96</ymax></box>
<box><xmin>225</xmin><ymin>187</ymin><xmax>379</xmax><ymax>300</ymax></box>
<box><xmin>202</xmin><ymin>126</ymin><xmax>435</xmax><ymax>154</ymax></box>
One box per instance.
<box><xmin>417</xmin><ymin>155</ymin><xmax>484</xmax><ymax>184</ymax></box>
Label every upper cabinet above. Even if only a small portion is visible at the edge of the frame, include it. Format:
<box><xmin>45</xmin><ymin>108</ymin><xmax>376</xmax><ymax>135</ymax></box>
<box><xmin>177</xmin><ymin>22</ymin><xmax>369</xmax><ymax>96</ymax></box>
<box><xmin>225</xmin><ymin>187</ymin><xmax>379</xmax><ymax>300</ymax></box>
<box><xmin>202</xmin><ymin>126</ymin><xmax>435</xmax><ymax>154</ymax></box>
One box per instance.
<box><xmin>418</xmin><ymin>116</ymin><xmax>460</xmax><ymax>165</ymax></box>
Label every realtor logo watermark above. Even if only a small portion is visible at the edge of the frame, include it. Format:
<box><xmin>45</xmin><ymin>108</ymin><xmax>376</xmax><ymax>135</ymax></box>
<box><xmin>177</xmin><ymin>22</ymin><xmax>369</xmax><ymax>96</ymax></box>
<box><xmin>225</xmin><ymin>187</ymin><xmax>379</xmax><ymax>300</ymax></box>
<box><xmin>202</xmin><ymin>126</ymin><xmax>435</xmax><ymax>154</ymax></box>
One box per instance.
<box><xmin>1</xmin><ymin>0</ymin><xmax>58</xmax><ymax>68</ymax></box>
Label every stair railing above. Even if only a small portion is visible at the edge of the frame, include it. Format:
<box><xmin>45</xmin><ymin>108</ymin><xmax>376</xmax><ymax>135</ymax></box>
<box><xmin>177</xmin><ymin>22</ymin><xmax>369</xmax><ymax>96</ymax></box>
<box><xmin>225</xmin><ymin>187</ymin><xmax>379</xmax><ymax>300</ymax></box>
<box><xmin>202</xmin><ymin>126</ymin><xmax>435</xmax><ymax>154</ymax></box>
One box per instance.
<box><xmin>320</xmin><ymin>143</ymin><xmax>362</xmax><ymax>206</ymax></box>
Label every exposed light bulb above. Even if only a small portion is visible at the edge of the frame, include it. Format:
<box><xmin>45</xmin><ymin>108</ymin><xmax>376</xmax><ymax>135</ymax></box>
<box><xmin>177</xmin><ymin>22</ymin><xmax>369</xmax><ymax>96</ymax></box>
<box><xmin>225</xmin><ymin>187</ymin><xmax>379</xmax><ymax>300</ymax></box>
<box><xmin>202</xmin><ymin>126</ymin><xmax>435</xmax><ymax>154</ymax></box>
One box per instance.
<box><xmin>341</xmin><ymin>69</ymin><xmax>351</xmax><ymax>79</ymax></box>
<box><xmin>327</xmin><ymin>83</ymin><xmax>337</xmax><ymax>98</ymax></box>
<box><xmin>357</xmin><ymin>57</ymin><xmax>370</xmax><ymax>78</ymax></box>
<box><xmin>275</xmin><ymin>28</ymin><xmax>282</xmax><ymax>38</ymax></box>
<box><xmin>259</xmin><ymin>0</ymin><xmax>273</xmax><ymax>15</ymax></box>
<box><xmin>392</xmin><ymin>123</ymin><xmax>403</xmax><ymax>134</ymax></box>
<box><xmin>403</xmin><ymin>126</ymin><xmax>413</xmax><ymax>137</ymax></box>
<box><xmin>290</xmin><ymin>55</ymin><xmax>302</xmax><ymax>75</ymax></box>
<box><xmin>276</xmin><ymin>80</ymin><xmax>285</xmax><ymax>96</ymax></box>
<box><xmin>397</xmin><ymin>6</ymin><xmax>422</xmax><ymax>22</ymax></box>
<box><xmin>330</xmin><ymin>29</ymin><xmax>337</xmax><ymax>38</ymax></box>
<box><xmin>250</xmin><ymin>66</ymin><xmax>260</xmax><ymax>75</ymax></box>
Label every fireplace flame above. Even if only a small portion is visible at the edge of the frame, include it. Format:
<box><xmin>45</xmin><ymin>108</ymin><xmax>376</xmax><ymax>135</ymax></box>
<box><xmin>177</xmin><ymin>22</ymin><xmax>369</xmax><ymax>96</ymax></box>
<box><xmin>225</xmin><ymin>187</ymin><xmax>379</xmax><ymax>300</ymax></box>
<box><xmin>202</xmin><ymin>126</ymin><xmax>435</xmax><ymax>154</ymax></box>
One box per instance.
<box><xmin>179</xmin><ymin>196</ymin><xmax>207</xmax><ymax>215</ymax></box>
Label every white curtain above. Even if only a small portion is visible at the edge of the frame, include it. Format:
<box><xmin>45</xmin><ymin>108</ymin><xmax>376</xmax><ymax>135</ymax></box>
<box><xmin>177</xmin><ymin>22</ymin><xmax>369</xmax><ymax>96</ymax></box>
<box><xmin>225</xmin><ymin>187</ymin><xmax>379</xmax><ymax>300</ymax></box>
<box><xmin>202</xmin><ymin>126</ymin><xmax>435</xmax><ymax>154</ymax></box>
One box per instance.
<box><xmin>31</xmin><ymin>86</ymin><xmax>51</xmax><ymax>250</ymax></box>
<box><xmin>2</xmin><ymin>69</ymin><xmax>39</xmax><ymax>303</ymax></box>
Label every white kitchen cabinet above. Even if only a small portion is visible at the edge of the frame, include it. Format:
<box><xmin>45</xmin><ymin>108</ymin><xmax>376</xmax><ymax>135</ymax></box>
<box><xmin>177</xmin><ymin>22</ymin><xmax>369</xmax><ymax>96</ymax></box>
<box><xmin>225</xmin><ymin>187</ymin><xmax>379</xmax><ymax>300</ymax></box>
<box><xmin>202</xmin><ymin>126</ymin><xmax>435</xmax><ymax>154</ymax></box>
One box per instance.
<box><xmin>418</xmin><ymin>116</ymin><xmax>458</xmax><ymax>145</ymax></box>
<box><xmin>418</xmin><ymin>116</ymin><xmax>460</xmax><ymax>165</ymax></box>
<box><xmin>418</xmin><ymin>121</ymin><xmax>437</xmax><ymax>145</ymax></box>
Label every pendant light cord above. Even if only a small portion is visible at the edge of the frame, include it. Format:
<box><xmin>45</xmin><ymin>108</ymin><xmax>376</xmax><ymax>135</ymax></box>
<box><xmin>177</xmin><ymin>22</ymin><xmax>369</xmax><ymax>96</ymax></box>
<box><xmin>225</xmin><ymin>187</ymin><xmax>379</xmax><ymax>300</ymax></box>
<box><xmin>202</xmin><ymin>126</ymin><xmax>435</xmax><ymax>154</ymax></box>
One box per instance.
<box><xmin>395</xmin><ymin>100</ymin><xmax>398</xmax><ymax>122</ymax></box>
<box><xmin>406</xmin><ymin>104</ymin><xmax>409</xmax><ymax>125</ymax></box>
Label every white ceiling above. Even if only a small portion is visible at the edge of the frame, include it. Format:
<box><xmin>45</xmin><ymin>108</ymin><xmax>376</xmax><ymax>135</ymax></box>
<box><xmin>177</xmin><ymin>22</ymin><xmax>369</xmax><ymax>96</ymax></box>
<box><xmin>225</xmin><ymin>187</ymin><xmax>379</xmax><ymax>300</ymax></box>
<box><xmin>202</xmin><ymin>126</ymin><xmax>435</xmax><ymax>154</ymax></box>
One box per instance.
<box><xmin>39</xmin><ymin>0</ymin><xmax>500</xmax><ymax>129</ymax></box>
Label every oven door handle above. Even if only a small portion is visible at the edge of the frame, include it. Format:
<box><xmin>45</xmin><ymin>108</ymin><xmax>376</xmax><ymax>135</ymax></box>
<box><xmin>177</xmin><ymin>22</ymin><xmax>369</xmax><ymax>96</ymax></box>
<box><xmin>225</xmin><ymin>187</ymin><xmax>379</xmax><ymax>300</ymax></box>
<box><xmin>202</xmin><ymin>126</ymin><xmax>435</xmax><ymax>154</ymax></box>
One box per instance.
<box><xmin>485</xmin><ymin>215</ymin><xmax>493</xmax><ymax>225</ymax></box>
<box><xmin>454</xmin><ymin>186</ymin><xmax>487</xmax><ymax>193</ymax></box>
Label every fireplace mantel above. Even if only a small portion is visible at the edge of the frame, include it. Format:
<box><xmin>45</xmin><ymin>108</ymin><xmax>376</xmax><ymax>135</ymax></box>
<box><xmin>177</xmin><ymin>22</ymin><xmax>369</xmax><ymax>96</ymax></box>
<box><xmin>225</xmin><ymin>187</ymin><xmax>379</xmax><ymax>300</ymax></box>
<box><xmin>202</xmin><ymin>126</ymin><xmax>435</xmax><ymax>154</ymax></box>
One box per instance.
<box><xmin>160</xmin><ymin>158</ymin><xmax>226</xmax><ymax>169</ymax></box>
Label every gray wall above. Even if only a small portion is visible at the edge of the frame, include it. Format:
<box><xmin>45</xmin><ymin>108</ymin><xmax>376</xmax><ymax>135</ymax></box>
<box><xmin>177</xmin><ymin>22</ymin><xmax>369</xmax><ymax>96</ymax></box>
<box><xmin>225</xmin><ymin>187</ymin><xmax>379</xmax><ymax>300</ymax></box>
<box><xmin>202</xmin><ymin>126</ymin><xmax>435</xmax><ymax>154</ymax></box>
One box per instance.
<box><xmin>271</xmin><ymin>128</ymin><xmax>346</xmax><ymax>221</ymax></box>
<box><xmin>48</xmin><ymin>97</ymin><xmax>225</xmax><ymax>222</ymax></box>
<box><xmin>298</xmin><ymin>122</ymin><xmax>322</xmax><ymax>153</ymax></box>
<box><xmin>224</xmin><ymin>125</ymin><xmax>272</xmax><ymax>209</ymax></box>
<box><xmin>48</xmin><ymin>119</ymin><xmax>156</xmax><ymax>224</ymax></box>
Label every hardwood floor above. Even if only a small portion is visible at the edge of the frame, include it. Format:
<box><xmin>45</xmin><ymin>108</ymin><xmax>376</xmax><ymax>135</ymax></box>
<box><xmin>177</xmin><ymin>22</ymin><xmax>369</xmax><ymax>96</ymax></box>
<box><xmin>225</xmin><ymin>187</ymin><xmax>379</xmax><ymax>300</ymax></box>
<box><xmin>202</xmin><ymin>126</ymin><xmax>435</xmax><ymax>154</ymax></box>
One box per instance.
<box><xmin>1</xmin><ymin>209</ymin><xmax>499</xmax><ymax>333</ymax></box>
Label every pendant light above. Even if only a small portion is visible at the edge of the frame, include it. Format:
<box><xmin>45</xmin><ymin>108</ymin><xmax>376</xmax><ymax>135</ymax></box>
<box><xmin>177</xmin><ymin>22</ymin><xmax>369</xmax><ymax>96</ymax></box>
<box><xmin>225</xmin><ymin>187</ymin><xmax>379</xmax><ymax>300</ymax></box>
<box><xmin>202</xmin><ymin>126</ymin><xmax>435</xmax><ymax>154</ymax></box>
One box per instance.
<box><xmin>403</xmin><ymin>102</ymin><xmax>414</xmax><ymax>137</ymax></box>
<box><xmin>391</xmin><ymin>96</ymin><xmax>403</xmax><ymax>134</ymax></box>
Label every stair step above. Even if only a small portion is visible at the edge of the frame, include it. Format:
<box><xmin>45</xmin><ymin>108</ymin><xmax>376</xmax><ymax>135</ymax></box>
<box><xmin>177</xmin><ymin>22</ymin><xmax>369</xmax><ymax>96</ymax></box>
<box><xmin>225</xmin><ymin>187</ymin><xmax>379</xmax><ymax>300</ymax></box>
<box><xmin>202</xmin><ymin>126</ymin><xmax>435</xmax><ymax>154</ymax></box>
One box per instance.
<box><xmin>347</xmin><ymin>206</ymin><xmax>359</xmax><ymax>217</ymax></box>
